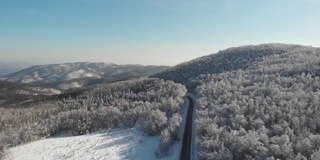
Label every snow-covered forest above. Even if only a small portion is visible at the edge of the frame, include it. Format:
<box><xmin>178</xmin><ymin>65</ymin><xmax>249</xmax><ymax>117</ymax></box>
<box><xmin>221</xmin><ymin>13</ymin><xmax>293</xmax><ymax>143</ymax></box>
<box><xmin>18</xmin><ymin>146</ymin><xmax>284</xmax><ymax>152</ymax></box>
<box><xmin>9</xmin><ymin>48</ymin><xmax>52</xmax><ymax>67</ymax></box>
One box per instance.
<box><xmin>0</xmin><ymin>78</ymin><xmax>187</xmax><ymax>158</ymax></box>
<box><xmin>152</xmin><ymin>44</ymin><xmax>305</xmax><ymax>91</ymax></box>
<box><xmin>195</xmin><ymin>46</ymin><xmax>320</xmax><ymax>159</ymax></box>
<box><xmin>2</xmin><ymin>43</ymin><xmax>320</xmax><ymax>160</ymax></box>
<box><xmin>154</xmin><ymin>44</ymin><xmax>320</xmax><ymax>159</ymax></box>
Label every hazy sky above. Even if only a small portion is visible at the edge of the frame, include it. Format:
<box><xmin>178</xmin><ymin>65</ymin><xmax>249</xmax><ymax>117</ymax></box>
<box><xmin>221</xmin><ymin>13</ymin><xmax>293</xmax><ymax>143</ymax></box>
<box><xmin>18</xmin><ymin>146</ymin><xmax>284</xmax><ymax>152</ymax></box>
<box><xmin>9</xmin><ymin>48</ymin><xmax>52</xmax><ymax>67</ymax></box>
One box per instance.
<box><xmin>0</xmin><ymin>0</ymin><xmax>319</xmax><ymax>66</ymax></box>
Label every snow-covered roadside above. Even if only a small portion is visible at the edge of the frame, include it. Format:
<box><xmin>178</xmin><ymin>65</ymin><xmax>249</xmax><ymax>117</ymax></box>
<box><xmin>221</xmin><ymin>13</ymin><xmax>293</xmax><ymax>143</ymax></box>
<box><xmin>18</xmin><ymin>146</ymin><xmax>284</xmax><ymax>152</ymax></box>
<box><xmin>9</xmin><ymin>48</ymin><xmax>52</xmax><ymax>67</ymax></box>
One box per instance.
<box><xmin>8</xmin><ymin>128</ymin><xmax>179</xmax><ymax>160</ymax></box>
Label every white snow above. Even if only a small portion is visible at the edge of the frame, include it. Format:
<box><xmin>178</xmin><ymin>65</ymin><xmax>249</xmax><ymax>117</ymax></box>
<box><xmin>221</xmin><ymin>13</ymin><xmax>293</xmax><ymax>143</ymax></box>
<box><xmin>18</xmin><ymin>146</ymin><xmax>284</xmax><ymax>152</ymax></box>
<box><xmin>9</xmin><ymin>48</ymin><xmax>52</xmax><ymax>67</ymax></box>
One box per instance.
<box><xmin>32</xmin><ymin>87</ymin><xmax>62</xmax><ymax>95</ymax></box>
<box><xmin>16</xmin><ymin>87</ymin><xmax>61</xmax><ymax>95</ymax></box>
<box><xmin>8</xmin><ymin>128</ymin><xmax>181</xmax><ymax>160</ymax></box>
<box><xmin>64</xmin><ymin>69</ymin><xmax>100</xmax><ymax>80</ymax></box>
<box><xmin>57</xmin><ymin>82</ymin><xmax>82</xmax><ymax>90</ymax></box>
<box><xmin>33</xmin><ymin>71</ymin><xmax>40</xmax><ymax>79</ymax></box>
<box><xmin>20</xmin><ymin>77</ymin><xmax>36</xmax><ymax>83</ymax></box>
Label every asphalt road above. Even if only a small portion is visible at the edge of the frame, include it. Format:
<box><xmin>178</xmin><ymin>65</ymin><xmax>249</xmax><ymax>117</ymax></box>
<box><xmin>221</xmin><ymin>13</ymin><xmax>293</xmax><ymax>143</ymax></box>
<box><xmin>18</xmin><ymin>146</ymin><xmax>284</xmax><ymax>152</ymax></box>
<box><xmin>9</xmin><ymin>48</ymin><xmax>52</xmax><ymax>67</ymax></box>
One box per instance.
<box><xmin>180</xmin><ymin>96</ymin><xmax>194</xmax><ymax>160</ymax></box>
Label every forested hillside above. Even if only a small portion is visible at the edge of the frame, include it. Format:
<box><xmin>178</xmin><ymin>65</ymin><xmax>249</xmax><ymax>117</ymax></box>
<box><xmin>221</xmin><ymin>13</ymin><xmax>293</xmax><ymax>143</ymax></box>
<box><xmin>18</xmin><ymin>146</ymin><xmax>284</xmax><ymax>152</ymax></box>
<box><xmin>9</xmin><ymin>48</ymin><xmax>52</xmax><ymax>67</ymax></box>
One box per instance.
<box><xmin>0</xmin><ymin>81</ymin><xmax>62</xmax><ymax>106</ymax></box>
<box><xmin>196</xmin><ymin>46</ymin><xmax>320</xmax><ymax>159</ymax></box>
<box><xmin>0</xmin><ymin>78</ymin><xmax>186</xmax><ymax>157</ymax></box>
<box><xmin>154</xmin><ymin>44</ymin><xmax>320</xmax><ymax>159</ymax></box>
<box><xmin>152</xmin><ymin>44</ymin><xmax>305</xmax><ymax>90</ymax></box>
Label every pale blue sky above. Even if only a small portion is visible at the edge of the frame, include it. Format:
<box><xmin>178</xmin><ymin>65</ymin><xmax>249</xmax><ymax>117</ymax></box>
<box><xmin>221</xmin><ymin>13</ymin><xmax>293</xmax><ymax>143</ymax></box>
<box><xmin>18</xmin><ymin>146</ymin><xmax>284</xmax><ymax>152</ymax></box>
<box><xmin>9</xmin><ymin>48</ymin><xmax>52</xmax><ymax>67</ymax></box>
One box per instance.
<box><xmin>0</xmin><ymin>0</ymin><xmax>319</xmax><ymax>65</ymax></box>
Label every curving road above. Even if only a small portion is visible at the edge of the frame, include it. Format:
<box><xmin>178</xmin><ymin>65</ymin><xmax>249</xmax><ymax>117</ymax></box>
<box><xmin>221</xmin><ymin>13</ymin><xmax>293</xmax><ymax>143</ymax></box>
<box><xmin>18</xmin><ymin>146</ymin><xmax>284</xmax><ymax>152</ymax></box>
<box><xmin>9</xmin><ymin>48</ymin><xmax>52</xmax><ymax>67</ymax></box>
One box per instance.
<box><xmin>180</xmin><ymin>96</ymin><xmax>195</xmax><ymax>160</ymax></box>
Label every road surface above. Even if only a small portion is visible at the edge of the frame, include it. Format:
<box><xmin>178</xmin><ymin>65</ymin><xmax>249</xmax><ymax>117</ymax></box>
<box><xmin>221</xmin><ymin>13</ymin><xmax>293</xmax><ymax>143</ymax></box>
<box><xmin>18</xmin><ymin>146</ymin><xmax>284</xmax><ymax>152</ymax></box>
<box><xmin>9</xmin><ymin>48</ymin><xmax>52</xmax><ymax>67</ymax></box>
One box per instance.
<box><xmin>180</xmin><ymin>96</ymin><xmax>194</xmax><ymax>160</ymax></box>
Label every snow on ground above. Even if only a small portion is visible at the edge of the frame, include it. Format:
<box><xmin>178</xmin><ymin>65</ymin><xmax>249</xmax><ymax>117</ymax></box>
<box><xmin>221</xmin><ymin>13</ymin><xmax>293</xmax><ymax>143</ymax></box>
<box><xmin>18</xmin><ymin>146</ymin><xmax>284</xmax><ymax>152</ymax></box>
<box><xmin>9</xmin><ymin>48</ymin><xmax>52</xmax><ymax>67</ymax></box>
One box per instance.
<box><xmin>16</xmin><ymin>87</ymin><xmax>61</xmax><ymax>95</ymax></box>
<box><xmin>63</xmin><ymin>69</ymin><xmax>100</xmax><ymax>81</ymax></box>
<box><xmin>20</xmin><ymin>77</ymin><xmax>36</xmax><ymax>83</ymax></box>
<box><xmin>57</xmin><ymin>82</ymin><xmax>82</xmax><ymax>90</ymax></box>
<box><xmin>7</xmin><ymin>95</ymin><xmax>192</xmax><ymax>160</ymax></box>
<box><xmin>8</xmin><ymin>128</ymin><xmax>181</xmax><ymax>160</ymax></box>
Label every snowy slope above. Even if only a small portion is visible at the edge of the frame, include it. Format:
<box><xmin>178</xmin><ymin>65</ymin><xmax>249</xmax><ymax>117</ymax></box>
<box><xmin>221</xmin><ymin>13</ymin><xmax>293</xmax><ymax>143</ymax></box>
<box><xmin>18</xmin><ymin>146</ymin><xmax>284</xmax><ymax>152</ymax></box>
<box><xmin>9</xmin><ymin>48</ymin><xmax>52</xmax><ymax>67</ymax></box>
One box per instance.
<box><xmin>8</xmin><ymin>128</ymin><xmax>181</xmax><ymax>160</ymax></box>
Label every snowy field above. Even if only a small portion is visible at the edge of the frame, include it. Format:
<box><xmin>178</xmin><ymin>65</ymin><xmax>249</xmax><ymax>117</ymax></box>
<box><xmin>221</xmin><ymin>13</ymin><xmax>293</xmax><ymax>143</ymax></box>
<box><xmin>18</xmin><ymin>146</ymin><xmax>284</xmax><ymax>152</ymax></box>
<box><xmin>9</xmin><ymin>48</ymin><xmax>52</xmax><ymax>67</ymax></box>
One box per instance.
<box><xmin>7</xmin><ymin>95</ymin><xmax>194</xmax><ymax>160</ymax></box>
<box><xmin>8</xmin><ymin>128</ymin><xmax>181</xmax><ymax>160</ymax></box>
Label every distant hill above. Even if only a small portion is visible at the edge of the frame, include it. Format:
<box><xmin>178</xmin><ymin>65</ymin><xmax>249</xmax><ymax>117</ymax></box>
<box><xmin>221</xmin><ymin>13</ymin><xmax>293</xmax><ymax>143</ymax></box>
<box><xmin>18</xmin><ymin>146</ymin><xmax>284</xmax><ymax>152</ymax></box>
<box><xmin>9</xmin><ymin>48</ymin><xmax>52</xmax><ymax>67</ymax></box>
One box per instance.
<box><xmin>0</xmin><ymin>61</ymin><xmax>36</xmax><ymax>76</ymax></box>
<box><xmin>2</xmin><ymin>62</ymin><xmax>168</xmax><ymax>90</ymax></box>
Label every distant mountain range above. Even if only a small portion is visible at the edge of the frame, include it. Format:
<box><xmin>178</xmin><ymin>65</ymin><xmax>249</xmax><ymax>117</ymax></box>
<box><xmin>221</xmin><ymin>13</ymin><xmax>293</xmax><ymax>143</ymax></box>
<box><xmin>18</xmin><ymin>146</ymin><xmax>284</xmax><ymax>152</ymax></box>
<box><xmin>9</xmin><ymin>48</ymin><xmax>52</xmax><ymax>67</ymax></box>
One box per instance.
<box><xmin>0</xmin><ymin>61</ymin><xmax>36</xmax><ymax>76</ymax></box>
<box><xmin>2</xmin><ymin>62</ymin><xmax>169</xmax><ymax>90</ymax></box>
